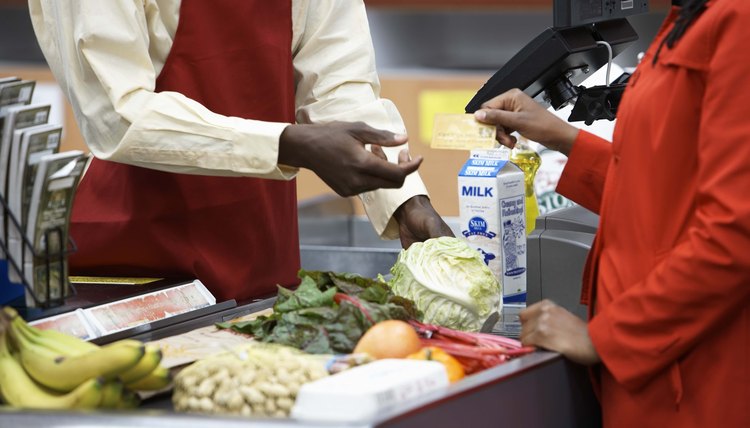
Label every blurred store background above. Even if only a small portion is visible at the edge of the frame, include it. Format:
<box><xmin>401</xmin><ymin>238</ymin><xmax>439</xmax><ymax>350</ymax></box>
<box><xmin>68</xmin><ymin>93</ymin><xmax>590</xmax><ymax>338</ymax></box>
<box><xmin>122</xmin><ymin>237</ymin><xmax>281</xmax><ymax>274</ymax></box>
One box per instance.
<box><xmin>0</xmin><ymin>0</ymin><xmax>670</xmax><ymax>216</ymax></box>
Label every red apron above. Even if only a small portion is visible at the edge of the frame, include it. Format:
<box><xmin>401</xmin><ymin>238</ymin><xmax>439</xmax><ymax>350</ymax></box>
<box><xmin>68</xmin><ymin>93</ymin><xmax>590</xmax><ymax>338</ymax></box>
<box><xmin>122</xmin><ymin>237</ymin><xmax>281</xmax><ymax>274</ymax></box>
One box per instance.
<box><xmin>69</xmin><ymin>0</ymin><xmax>300</xmax><ymax>301</ymax></box>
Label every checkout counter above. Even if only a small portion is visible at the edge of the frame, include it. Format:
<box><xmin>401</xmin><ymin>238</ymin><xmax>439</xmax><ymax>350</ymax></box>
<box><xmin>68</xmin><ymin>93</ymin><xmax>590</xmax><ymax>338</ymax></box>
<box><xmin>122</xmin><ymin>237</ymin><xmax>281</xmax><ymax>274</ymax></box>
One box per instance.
<box><xmin>1</xmin><ymin>203</ymin><xmax>602</xmax><ymax>428</ymax></box>
<box><xmin>0</xmin><ymin>349</ymin><xmax>599</xmax><ymax>428</ymax></box>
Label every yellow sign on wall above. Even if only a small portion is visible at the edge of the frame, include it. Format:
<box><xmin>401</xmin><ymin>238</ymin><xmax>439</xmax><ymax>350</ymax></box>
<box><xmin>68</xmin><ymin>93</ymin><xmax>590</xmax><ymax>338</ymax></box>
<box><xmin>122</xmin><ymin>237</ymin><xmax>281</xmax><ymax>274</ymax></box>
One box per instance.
<box><xmin>418</xmin><ymin>90</ymin><xmax>477</xmax><ymax>143</ymax></box>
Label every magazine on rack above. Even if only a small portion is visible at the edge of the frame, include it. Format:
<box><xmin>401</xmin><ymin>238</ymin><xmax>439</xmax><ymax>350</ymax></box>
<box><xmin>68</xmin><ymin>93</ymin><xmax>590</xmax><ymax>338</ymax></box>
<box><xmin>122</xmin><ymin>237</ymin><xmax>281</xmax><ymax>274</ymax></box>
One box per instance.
<box><xmin>0</xmin><ymin>80</ymin><xmax>37</xmax><ymax>197</ymax></box>
<box><xmin>0</xmin><ymin>79</ymin><xmax>33</xmax><ymax>106</ymax></box>
<box><xmin>0</xmin><ymin>103</ymin><xmax>51</xmax><ymax>193</ymax></box>
<box><xmin>0</xmin><ymin>102</ymin><xmax>50</xmax><ymax>261</ymax></box>
<box><xmin>0</xmin><ymin>80</ymin><xmax>36</xmax><ymax>148</ymax></box>
<box><xmin>22</xmin><ymin>151</ymin><xmax>86</xmax><ymax>307</ymax></box>
<box><xmin>6</xmin><ymin>124</ymin><xmax>63</xmax><ymax>282</ymax></box>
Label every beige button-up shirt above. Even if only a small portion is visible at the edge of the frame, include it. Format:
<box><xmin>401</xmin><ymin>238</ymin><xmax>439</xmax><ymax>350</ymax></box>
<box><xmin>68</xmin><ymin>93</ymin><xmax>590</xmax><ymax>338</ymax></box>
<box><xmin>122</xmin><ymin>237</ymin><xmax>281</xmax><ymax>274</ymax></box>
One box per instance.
<box><xmin>28</xmin><ymin>0</ymin><xmax>428</xmax><ymax>238</ymax></box>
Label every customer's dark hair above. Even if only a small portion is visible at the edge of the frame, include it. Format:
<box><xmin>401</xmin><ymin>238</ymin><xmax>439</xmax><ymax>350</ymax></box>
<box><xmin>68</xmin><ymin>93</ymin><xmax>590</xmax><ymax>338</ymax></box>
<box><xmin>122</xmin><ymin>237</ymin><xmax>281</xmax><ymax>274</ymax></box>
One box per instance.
<box><xmin>653</xmin><ymin>0</ymin><xmax>709</xmax><ymax>64</ymax></box>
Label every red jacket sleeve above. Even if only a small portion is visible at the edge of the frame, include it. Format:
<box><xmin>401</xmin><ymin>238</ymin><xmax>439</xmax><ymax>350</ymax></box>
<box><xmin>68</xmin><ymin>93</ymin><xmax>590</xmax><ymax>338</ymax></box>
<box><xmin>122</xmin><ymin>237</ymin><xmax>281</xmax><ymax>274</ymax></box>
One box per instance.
<box><xmin>555</xmin><ymin>130</ymin><xmax>612</xmax><ymax>214</ymax></box>
<box><xmin>589</xmin><ymin>2</ymin><xmax>750</xmax><ymax>391</ymax></box>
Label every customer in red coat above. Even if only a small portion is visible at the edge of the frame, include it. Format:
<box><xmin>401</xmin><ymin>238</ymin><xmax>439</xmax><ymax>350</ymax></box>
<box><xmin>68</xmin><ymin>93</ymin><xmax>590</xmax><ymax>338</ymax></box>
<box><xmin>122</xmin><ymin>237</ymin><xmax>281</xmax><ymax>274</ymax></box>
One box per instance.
<box><xmin>475</xmin><ymin>0</ymin><xmax>749</xmax><ymax>426</ymax></box>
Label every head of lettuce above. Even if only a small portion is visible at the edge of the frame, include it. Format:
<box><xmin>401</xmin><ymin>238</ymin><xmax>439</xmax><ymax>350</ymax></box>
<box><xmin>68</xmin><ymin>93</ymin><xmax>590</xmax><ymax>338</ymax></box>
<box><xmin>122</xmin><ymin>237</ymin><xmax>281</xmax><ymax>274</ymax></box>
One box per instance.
<box><xmin>388</xmin><ymin>237</ymin><xmax>502</xmax><ymax>332</ymax></box>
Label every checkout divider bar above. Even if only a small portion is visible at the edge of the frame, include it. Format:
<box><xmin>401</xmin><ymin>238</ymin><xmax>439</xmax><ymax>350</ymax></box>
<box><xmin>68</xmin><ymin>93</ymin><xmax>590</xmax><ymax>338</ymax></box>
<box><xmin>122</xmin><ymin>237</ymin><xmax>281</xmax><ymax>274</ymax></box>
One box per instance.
<box><xmin>90</xmin><ymin>298</ymin><xmax>242</xmax><ymax>346</ymax></box>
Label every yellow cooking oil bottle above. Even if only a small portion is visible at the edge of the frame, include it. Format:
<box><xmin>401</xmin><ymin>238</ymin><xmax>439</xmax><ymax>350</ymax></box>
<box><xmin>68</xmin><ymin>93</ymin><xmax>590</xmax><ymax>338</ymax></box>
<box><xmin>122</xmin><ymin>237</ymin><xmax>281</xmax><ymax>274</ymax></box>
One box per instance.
<box><xmin>510</xmin><ymin>137</ymin><xmax>541</xmax><ymax>235</ymax></box>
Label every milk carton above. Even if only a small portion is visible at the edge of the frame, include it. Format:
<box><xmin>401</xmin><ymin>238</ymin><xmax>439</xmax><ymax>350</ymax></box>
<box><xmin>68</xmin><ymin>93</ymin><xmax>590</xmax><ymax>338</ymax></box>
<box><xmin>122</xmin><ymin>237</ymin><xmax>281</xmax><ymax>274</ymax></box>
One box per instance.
<box><xmin>458</xmin><ymin>149</ymin><xmax>527</xmax><ymax>304</ymax></box>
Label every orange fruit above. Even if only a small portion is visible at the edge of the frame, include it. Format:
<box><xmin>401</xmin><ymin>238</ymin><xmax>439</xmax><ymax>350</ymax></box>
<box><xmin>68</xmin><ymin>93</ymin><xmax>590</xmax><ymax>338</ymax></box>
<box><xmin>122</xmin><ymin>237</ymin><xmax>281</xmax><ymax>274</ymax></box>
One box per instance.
<box><xmin>353</xmin><ymin>320</ymin><xmax>422</xmax><ymax>359</ymax></box>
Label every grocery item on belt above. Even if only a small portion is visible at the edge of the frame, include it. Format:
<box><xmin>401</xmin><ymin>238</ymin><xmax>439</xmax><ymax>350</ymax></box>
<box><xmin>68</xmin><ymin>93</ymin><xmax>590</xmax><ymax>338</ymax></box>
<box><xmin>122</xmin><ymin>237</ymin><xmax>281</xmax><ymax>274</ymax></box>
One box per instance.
<box><xmin>409</xmin><ymin>320</ymin><xmax>534</xmax><ymax>375</ymax></box>
<box><xmin>352</xmin><ymin>319</ymin><xmax>422</xmax><ymax>359</ymax></box>
<box><xmin>291</xmin><ymin>358</ymin><xmax>449</xmax><ymax>424</ymax></box>
<box><xmin>388</xmin><ymin>236</ymin><xmax>501</xmax><ymax>332</ymax></box>
<box><xmin>510</xmin><ymin>137</ymin><xmax>542</xmax><ymax>235</ymax></box>
<box><xmin>406</xmin><ymin>346</ymin><xmax>465</xmax><ymax>383</ymax></box>
<box><xmin>172</xmin><ymin>342</ymin><xmax>329</xmax><ymax>418</ymax></box>
<box><xmin>0</xmin><ymin>306</ymin><xmax>168</xmax><ymax>410</ymax></box>
<box><xmin>458</xmin><ymin>149</ymin><xmax>527</xmax><ymax>304</ymax></box>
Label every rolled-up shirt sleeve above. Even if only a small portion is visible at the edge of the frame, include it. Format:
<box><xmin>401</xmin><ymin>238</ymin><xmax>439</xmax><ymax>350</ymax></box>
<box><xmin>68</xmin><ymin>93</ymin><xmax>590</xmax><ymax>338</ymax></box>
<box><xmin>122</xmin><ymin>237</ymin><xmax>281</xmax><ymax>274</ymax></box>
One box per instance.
<box><xmin>293</xmin><ymin>0</ymin><xmax>428</xmax><ymax>239</ymax></box>
<box><xmin>29</xmin><ymin>0</ymin><xmax>296</xmax><ymax>179</ymax></box>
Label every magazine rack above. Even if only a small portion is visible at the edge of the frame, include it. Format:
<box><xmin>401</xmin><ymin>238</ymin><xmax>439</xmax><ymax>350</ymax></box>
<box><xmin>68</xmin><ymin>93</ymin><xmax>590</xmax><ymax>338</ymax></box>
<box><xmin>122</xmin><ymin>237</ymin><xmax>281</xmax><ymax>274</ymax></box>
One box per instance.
<box><xmin>0</xmin><ymin>192</ymin><xmax>76</xmax><ymax>308</ymax></box>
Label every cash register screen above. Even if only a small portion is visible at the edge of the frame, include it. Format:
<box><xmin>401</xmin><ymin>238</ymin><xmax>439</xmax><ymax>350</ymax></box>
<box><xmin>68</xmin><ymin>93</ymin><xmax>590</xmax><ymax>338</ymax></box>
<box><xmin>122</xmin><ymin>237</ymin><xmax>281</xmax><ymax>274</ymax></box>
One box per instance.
<box><xmin>553</xmin><ymin>0</ymin><xmax>649</xmax><ymax>28</ymax></box>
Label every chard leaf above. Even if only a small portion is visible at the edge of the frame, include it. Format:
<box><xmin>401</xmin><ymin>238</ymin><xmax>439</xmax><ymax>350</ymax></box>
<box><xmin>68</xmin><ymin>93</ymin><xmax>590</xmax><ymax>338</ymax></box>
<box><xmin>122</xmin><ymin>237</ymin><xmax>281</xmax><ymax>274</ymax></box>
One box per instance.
<box><xmin>279</xmin><ymin>307</ymin><xmax>338</xmax><ymax>327</ymax></box>
<box><xmin>331</xmin><ymin>274</ymin><xmax>384</xmax><ymax>294</ymax></box>
<box><xmin>326</xmin><ymin>302</ymin><xmax>370</xmax><ymax>353</ymax></box>
<box><xmin>274</xmin><ymin>277</ymin><xmax>336</xmax><ymax>313</ymax></box>
<box><xmin>358</xmin><ymin>282</ymin><xmax>391</xmax><ymax>304</ymax></box>
<box><xmin>217</xmin><ymin>317</ymin><xmax>274</xmax><ymax>338</ymax></box>
<box><xmin>299</xmin><ymin>270</ymin><xmax>336</xmax><ymax>290</ymax></box>
<box><xmin>388</xmin><ymin>296</ymin><xmax>422</xmax><ymax>320</ymax></box>
<box><xmin>265</xmin><ymin>323</ymin><xmax>331</xmax><ymax>354</ymax></box>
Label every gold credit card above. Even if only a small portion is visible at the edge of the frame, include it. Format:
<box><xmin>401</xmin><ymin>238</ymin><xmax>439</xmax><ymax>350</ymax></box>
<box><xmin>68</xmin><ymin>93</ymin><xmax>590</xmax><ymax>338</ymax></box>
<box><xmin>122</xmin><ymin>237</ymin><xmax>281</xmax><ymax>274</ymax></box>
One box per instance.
<box><xmin>431</xmin><ymin>113</ymin><xmax>497</xmax><ymax>150</ymax></box>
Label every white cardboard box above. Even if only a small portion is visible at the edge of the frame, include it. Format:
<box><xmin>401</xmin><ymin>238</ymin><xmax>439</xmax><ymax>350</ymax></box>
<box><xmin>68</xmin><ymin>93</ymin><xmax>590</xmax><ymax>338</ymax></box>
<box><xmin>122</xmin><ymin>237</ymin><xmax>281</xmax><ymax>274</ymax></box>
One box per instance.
<box><xmin>458</xmin><ymin>149</ymin><xmax>527</xmax><ymax>304</ymax></box>
<box><xmin>292</xmin><ymin>359</ymin><xmax>449</xmax><ymax>424</ymax></box>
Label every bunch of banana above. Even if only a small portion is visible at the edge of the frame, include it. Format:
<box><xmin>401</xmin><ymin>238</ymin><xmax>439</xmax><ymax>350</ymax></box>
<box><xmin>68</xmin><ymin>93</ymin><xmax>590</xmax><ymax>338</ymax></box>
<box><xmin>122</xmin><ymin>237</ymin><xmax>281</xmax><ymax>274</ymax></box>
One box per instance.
<box><xmin>0</xmin><ymin>306</ymin><xmax>172</xmax><ymax>410</ymax></box>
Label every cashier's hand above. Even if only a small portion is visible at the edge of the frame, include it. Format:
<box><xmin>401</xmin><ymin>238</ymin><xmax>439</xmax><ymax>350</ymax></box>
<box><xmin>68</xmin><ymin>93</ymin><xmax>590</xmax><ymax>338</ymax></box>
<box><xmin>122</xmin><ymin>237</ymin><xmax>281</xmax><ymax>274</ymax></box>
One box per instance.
<box><xmin>278</xmin><ymin>122</ymin><xmax>423</xmax><ymax>197</ymax></box>
<box><xmin>473</xmin><ymin>89</ymin><xmax>579</xmax><ymax>156</ymax></box>
<box><xmin>519</xmin><ymin>299</ymin><xmax>600</xmax><ymax>366</ymax></box>
<box><xmin>393</xmin><ymin>195</ymin><xmax>454</xmax><ymax>249</ymax></box>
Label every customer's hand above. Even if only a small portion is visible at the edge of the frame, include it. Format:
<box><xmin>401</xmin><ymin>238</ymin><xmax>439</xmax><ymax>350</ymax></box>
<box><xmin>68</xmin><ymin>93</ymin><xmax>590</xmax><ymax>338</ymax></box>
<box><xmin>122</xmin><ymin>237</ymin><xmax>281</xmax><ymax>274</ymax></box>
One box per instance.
<box><xmin>393</xmin><ymin>195</ymin><xmax>454</xmax><ymax>249</ymax></box>
<box><xmin>519</xmin><ymin>299</ymin><xmax>600</xmax><ymax>365</ymax></box>
<box><xmin>279</xmin><ymin>122</ymin><xmax>423</xmax><ymax>197</ymax></box>
<box><xmin>473</xmin><ymin>89</ymin><xmax>579</xmax><ymax>156</ymax></box>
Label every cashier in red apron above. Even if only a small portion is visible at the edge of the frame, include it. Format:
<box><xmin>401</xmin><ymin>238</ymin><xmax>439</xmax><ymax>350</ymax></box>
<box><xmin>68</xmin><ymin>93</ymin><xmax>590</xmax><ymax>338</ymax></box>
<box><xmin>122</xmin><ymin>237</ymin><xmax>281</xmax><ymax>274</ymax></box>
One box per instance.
<box><xmin>473</xmin><ymin>0</ymin><xmax>750</xmax><ymax>427</ymax></box>
<box><xmin>29</xmin><ymin>0</ymin><xmax>453</xmax><ymax>301</ymax></box>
